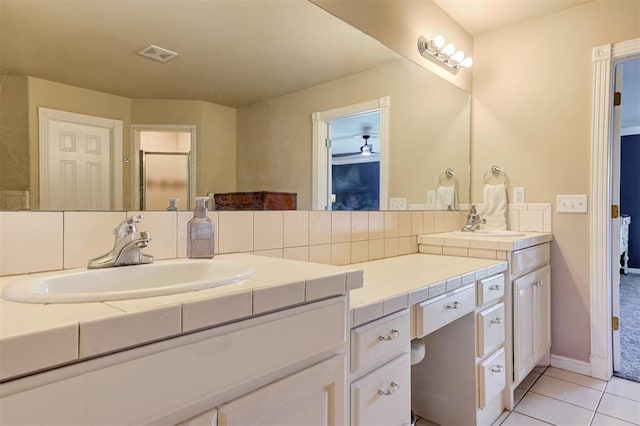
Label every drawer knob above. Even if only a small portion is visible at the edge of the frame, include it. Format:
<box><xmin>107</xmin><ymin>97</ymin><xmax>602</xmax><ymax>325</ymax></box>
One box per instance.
<box><xmin>378</xmin><ymin>329</ymin><xmax>400</xmax><ymax>341</ymax></box>
<box><xmin>446</xmin><ymin>301</ymin><xmax>462</xmax><ymax>310</ymax></box>
<box><xmin>489</xmin><ymin>284</ymin><xmax>502</xmax><ymax>291</ymax></box>
<box><xmin>491</xmin><ymin>365</ymin><xmax>504</xmax><ymax>373</ymax></box>
<box><xmin>378</xmin><ymin>381</ymin><xmax>400</xmax><ymax>396</ymax></box>
<box><xmin>490</xmin><ymin>317</ymin><xmax>503</xmax><ymax>324</ymax></box>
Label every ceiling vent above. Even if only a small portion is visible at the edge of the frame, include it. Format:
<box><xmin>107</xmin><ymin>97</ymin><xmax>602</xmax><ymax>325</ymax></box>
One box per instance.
<box><xmin>138</xmin><ymin>45</ymin><xmax>178</xmax><ymax>63</ymax></box>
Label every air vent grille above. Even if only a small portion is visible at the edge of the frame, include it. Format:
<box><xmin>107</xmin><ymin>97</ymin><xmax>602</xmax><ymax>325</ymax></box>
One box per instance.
<box><xmin>138</xmin><ymin>45</ymin><xmax>178</xmax><ymax>62</ymax></box>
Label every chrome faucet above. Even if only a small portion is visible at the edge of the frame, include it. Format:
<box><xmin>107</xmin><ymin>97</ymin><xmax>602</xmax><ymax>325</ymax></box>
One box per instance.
<box><xmin>88</xmin><ymin>215</ymin><xmax>153</xmax><ymax>268</ymax></box>
<box><xmin>462</xmin><ymin>205</ymin><xmax>486</xmax><ymax>232</ymax></box>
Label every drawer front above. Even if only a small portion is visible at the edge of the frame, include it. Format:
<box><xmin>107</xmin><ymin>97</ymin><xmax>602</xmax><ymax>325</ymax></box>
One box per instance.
<box><xmin>477</xmin><ymin>273</ymin><xmax>505</xmax><ymax>306</ymax></box>
<box><xmin>416</xmin><ymin>284</ymin><xmax>475</xmax><ymax>338</ymax></box>
<box><xmin>351</xmin><ymin>310</ymin><xmax>410</xmax><ymax>375</ymax></box>
<box><xmin>477</xmin><ymin>302</ymin><xmax>506</xmax><ymax>358</ymax></box>
<box><xmin>351</xmin><ymin>353</ymin><xmax>411</xmax><ymax>426</ymax></box>
<box><xmin>512</xmin><ymin>243</ymin><xmax>550</xmax><ymax>276</ymax></box>
<box><xmin>478</xmin><ymin>348</ymin><xmax>506</xmax><ymax>409</ymax></box>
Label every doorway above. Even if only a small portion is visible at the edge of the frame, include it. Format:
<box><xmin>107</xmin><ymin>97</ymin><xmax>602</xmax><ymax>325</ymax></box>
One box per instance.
<box><xmin>131</xmin><ymin>125</ymin><xmax>196</xmax><ymax>211</ymax></box>
<box><xmin>312</xmin><ymin>97</ymin><xmax>390</xmax><ymax>210</ymax></box>
<box><xmin>613</xmin><ymin>57</ymin><xmax>640</xmax><ymax>382</ymax></box>
<box><xmin>38</xmin><ymin>107</ymin><xmax>123</xmax><ymax>210</ymax></box>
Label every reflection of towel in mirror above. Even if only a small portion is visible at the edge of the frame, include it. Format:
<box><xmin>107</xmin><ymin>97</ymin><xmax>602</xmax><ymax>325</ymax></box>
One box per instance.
<box><xmin>482</xmin><ymin>183</ymin><xmax>507</xmax><ymax>230</ymax></box>
<box><xmin>436</xmin><ymin>185</ymin><xmax>456</xmax><ymax>210</ymax></box>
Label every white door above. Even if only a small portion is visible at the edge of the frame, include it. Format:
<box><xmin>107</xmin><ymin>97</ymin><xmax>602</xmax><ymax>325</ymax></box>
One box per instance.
<box><xmin>46</xmin><ymin>120</ymin><xmax>111</xmax><ymax>210</ymax></box>
<box><xmin>38</xmin><ymin>107</ymin><xmax>123</xmax><ymax>210</ymax></box>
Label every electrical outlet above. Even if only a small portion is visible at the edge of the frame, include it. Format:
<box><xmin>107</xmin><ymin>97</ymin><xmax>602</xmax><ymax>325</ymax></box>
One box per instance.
<box><xmin>513</xmin><ymin>187</ymin><xmax>525</xmax><ymax>204</ymax></box>
<box><xmin>557</xmin><ymin>194</ymin><xmax>588</xmax><ymax>213</ymax></box>
<box><xmin>389</xmin><ymin>197</ymin><xmax>407</xmax><ymax>210</ymax></box>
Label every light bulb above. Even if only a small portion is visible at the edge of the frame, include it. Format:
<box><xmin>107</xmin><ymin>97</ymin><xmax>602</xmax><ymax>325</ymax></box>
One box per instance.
<box><xmin>461</xmin><ymin>57</ymin><xmax>473</xmax><ymax>68</ymax></box>
<box><xmin>434</xmin><ymin>35</ymin><xmax>445</xmax><ymax>49</ymax></box>
<box><xmin>442</xmin><ymin>43</ymin><xmax>455</xmax><ymax>57</ymax></box>
<box><xmin>451</xmin><ymin>50</ymin><xmax>465</xmax><ymax>63</ymax></box>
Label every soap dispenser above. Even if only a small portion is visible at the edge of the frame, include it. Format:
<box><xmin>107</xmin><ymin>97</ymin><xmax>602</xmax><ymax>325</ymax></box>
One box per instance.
<box><xmin>187</xmin><ymin>196</ymin><xmax>215</xmax><ymax>259</ymax></box>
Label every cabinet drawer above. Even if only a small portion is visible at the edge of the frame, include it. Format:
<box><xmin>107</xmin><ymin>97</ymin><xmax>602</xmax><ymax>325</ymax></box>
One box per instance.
<box><xmin>351</xmin><ymin>353</ymin><xmax>411</xmax><ymax>426</ymax></box>
<box><xmin>416</xmin><ymin>284</ymin><xmax>475</xmax><ymax>338</ymax></box>
<box><xmin>477</xmin><ymin>274</ymin><xmax>505</xmax><ymax>306</ymax></box>
<box><xmin>478</xmin><ymin>348</ymin><xmax>506</xmax><ymax>409</ymax></box>
<box><xmin>512</xmin><ymin>243</ymin><xmax>550</xmax><ymax>276</ymax></box>
<box><xmin>477</xmin><ymin>302</ymin><xmax>505</xmax><ymax>358</ymax></box>
<box><xmin>351</xmin><ymin>310</ymin><xmax>410</xmax><ymax>375</ymax></box>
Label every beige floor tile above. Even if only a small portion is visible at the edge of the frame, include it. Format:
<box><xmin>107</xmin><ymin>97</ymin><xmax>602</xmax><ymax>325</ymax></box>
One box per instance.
<box><xmin>591</xmin><ymin>413</ymin><xmax>637</xmax><ymax>426</ymax></box>
<box><xmin>607</xmin><ymin>377</ymin><xmax>640</xmax><ymax>402</ymax></box>
<box><xmin>543</xmin><ymin>367</ymin><xmax>607</xmax><ymax>391</ymax></box>
<box><xmin>597</xmin><ymin>393</ymin><xmax>640</xmax><ymax>425</ymax></box>
<box><xmin>515</xmin><ymin>392</ymin><xmax>593</xmax><ymax>425</ymax></box>
<box><xmin>500</xmin><ymin>412</ymin><xmax>549</xmax><ymax>425</ymax></box>
<box><xmin>518</xmin><ymin>371</ymin><xmax>541</xmax><ymax>390</ymax></box>
<box><xmin>530</xmin><ymin>375</ymin><xmax>603</xmax><ymax>410</ymax></box>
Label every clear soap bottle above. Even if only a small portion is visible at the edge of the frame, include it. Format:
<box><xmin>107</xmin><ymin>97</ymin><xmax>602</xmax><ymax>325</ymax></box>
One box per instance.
<box><xmin>187</xmin><ymin>196</ymin><xmax>215</xmax><ymax>259</ymax></box>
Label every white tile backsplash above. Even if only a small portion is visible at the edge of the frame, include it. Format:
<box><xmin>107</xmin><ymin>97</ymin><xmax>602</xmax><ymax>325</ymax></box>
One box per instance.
<box><xmin>0</xmin><ymin>209</ymin><xmax>500</xmax><ymax>276</ymax></box>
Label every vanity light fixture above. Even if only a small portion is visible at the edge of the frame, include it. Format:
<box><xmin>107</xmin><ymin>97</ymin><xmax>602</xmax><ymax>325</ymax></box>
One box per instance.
<box><xmin>417</xmin><ymin>35</ymin><xmax>472</xmax><ymax>74</ymax></box>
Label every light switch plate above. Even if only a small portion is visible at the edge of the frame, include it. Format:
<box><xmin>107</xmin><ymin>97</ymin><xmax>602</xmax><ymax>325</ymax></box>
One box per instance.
<box><xmin>557</xmin><ymin>194</ymin><xmax>588</xmax><ymax>213</ymax></box>
<box><xmin>389</xmin><ymin>197</ymin><xmax>407</xmax><ymax>210</ymax></box>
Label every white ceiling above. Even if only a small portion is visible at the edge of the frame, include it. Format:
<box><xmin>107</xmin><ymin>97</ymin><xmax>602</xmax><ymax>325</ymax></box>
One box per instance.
<box><xmin>433</xmin><ymin>0</ymin><xmax>597</xmax><ymax>35</ymax></box>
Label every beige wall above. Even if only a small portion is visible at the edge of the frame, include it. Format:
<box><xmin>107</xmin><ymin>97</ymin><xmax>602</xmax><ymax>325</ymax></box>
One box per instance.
<box><xmin>311</xmin><ymin>0</ymin><xmax>473</xmax><ymax>92</ymax></box>
<box><xmin>236</xmin><ymin>59</ymin><xmax>470</xmax><ymax>210</ymax></box>
<box><xmin>0</xmin><ymin>76</ymin><xmax>29</xmax><ymax>192</ymax></box>
<box><xmin>472</xmin><ymin>0</ymin><xmax>640</xmax><ymax>362</ymax></box>
<box><xmin>27</xmin><ymin>77</ymin><xmax>132</xmax><ymax>209</ymax></box>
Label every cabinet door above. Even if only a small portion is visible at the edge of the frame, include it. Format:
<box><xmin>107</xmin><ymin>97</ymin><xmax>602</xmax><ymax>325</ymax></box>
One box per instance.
<box><xmin>217</xmin><ymin>355</ymin><xmax>345</xmax><ymax>426</ymax></box>
<box><xmin>534</xmin><ymin>265</ymin><xmax>551</xmax><ymax>362</ymax></box>
<box><xmin>514</xmin><ymin>271</ymin><xmax>536</xmax><ymax>384</ymax></box>
<box><xmin>513</xmin><ymin>265</ymin><xmax>551</xmax><ymax>385</ymax></box>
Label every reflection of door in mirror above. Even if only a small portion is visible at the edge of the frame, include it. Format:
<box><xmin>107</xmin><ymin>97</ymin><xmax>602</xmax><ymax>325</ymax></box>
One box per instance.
<box><xmin>330</xmin><ymin>110</ymin><xmax>381</xmax><ymax>211</ymax></box>
<box><xmin>312</xmin><ymin>97</ymin><xmax>389</xmax><ymax>210</ymax></box>
<box><xmin>38</xmin><ymin>108</ymin><xmax>123</xmax><ymax>211</ymax></box>
<box><xmin>131</xmin><ymin>126</ymin><xmax>196</xmax><ymax>211</ymax></box>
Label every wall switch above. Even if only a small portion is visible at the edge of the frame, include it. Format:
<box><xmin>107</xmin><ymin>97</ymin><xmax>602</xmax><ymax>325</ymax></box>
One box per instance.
<box><xmin>389</xmin><ymin>197</ymin><xmax>407</xmax><ymax>210</ymax></box>
<box><xmin>557</xmin><ymin>194</ymin><xmax>588</xmax><ymax>213</ymax></box>
<box><xmin>426</xmin><ymin>190</ymin><xmax>436</xmax><ymax>205</ymax></box>
<box><xmin>513</xmin><ymin>187</ymin><xmax>525</xmax><ymax>204</ymax></box>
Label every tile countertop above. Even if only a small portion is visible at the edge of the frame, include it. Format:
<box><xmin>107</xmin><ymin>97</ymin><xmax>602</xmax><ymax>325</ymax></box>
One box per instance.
<box><xmin>349</xmin><ymin>253</ymin><xmax>509</xmax><ymax>328</ymax></box>
<box><xmin>418</xmin><ymin>231</ymin><xmax>553</xmax><ymax>252</ymax></box>
<box><xmin>0</xmin><ymin>254</ymin><xmax>363</xmax><ymax>383</ymax></box>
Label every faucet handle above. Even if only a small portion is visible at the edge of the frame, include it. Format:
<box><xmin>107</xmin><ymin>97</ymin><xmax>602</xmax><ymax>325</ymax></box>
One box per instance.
<box><xmin>114</xmin><ymin>214</ymin><xmax>144</xmax><ymax>237</ymax></box>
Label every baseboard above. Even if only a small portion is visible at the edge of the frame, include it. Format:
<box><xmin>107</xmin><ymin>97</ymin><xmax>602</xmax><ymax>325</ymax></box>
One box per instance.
<box><xmin>550</xmin><ymin>354</ymin><xmax>592</xmax><ymax>376</ymax></box>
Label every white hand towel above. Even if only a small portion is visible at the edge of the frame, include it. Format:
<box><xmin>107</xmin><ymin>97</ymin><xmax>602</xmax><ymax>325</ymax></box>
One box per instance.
<box><xmin>482</xmin><ymin>183</ymin><xmax>507</xmax><ymax>230</ymax></box>
<box><xmin>436</xmin><ymin>185</ymin><xmax>456</xmax><ymax>210</ymax></box>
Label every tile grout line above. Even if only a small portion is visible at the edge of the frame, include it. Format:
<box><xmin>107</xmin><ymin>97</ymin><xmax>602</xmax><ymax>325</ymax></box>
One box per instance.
<box><xmin>588</xmin><ymin>387</ymin><xmax>607</xmax><ymax>426</ymax></box>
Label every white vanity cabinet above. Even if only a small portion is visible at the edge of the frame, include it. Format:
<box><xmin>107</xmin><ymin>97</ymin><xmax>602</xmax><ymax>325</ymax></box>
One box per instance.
<box><xmin>349</xmin><ymin>309</ymin><xmax>411</xmax><ymax>426</ymax></box>
<box><xmin>411</xmin><ymin>273</ymin><xmax>507</xmax><ymax>426</ymax></box>
<box><xmin>511</xmin><ymin>243</ymin><xmax>551</xmax><ymax>386</ymax></box>
<box><xmin>0</xmin><ymin>297</ymin><xmax>348</xmax><ymax>425</ymax></box>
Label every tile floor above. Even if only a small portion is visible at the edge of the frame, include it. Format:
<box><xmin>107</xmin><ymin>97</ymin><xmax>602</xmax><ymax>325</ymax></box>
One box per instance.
<box><xmin>416</xmin><ymin>366</ymin><xmax>640</xmax><ymax>425</ymax></box>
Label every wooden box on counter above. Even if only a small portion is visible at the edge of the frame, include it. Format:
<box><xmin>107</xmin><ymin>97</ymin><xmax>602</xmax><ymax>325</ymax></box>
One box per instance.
<box><xmin>213</xmin><ymin>191</ymin><xmax>297</xmax><ymax>210</ymax></box>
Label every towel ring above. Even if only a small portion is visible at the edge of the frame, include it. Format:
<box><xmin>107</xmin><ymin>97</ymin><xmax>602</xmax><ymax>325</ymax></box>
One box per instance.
<box><xmin>438</xmin><ymin>168</ymin><xmax>458</xmax><ymax>187</ymax></box>
<box><xmin>483</xmin><ymin>165</ymin><xmax>508</xmax><ymax>185</ymax></box>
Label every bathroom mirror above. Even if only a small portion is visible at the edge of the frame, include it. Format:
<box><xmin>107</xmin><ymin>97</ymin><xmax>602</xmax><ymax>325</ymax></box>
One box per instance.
<box><xmin>0</xmin><ymin>0</ymin><xmax>470</xmax><ymax>211</ymax></box>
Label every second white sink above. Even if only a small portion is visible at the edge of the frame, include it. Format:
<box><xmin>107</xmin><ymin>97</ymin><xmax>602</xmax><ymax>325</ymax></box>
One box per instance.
<box><xmin>453</xmin><ymin>230</ymin><xmax>525</xmax><ymax>237</ymax></box>
<box><xmin>2</xmin><ymin>259</ymin><xmax>255</xmax><ymax>304</ymax></box>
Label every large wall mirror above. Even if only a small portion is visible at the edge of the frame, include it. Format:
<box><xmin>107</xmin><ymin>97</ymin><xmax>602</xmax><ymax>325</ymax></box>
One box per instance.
<box><xmin>0</xmin><ymin>0</ymin><xmax>470</xmax><ymax>211</ymax></box>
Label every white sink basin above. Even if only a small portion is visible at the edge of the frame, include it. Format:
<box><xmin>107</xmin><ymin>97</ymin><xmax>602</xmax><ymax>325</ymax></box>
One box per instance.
<box><xmin>452</xmin><ymin>230</ymin><xmax>525</xmax><ymax>237</ymax></box>
<box><xmin>2</xmin><ymin>259</ymin><xmax>255</xmax><ymax>304</ymax></box>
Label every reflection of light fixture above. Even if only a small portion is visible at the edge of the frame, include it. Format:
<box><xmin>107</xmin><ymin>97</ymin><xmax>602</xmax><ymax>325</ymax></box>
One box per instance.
<box><xmin>360</xmin><ymin>134</ymin><xmax>373</xmax><ymax>155</ymax></box>
<box><xmin>417</xmin><ymin>35</ymin><xmax>473</xmax><ymax>74</ymax></box>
